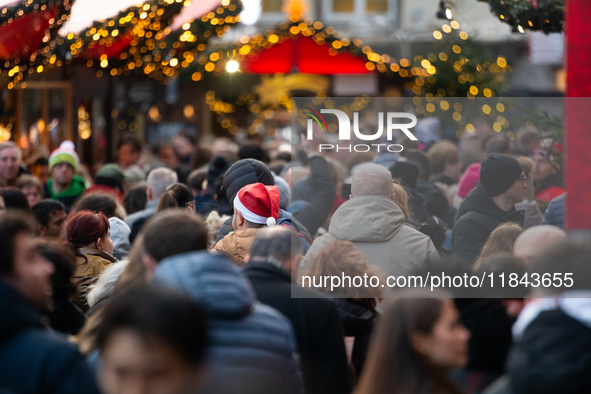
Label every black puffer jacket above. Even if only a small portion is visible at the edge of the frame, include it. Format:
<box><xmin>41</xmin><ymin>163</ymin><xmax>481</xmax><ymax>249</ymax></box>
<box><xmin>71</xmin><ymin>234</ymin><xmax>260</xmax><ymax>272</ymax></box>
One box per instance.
<box><xmin>416</xmin><ymin>180</ymin><xmax>457</xmax><ymax>229</ymax></box>
<box><xmin>334</xmin><ymin>298</ymin><xmax>378</xmax><ymax>379</ymax></box>
<box><xmin>508</xmin><ymin>309</ymin><xmax>591</xmax><ymax>394</ymax></box>
<box><xmin>243</xmin><ymin>261</ymin><xmax>352</xmax><ymax>394</ymax></box>
<box><xmin>0</xmin><ymin>280</ymin><xmax>99</xmax><ymax>394</ymax></box>
<box><xmin>452</xmin><ymin>181</ymin><xmax>524</xmax><ymax>263</ymax></box>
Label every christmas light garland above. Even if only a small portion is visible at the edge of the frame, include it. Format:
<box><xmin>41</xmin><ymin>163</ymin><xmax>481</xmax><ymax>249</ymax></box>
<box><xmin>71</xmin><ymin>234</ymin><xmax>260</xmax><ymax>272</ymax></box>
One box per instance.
<box><xmin>54</xmin><ymin>0</ymin><xmax>242</xmax><ymax>81</ymax></box>
<box><xmin>479</xmin><ymin>0</ymin><xmax>563</xmax><ymax>33</ymax></box>
<box><xmin>0</xmin><ymin>0</ymin><xmax>74</xmax><ymax>88</ymax></box>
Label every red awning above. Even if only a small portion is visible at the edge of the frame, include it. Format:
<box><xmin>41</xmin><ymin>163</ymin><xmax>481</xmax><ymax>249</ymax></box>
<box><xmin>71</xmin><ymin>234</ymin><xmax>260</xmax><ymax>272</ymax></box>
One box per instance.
<box><xmin>0</xmin><ymin>5</ymin><xmax>59</xmax><ymax>60</ymax></box>
<box><xmin>241</xmin><ymin>35</ymin><xmax>372</xmax><ymax>75</ymax></box>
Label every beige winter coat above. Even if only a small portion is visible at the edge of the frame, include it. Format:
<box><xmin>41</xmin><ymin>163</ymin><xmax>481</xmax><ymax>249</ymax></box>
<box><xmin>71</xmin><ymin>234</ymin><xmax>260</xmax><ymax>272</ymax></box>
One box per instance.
<box><xmin>215</xmin><ymin>228</ymin><xmax>261</xmax><ymax>266</ymax></box>
<box><xmin>301</xmin><ymin>195</ymin><xmax>440</xmax><ymax>279</ymax></box>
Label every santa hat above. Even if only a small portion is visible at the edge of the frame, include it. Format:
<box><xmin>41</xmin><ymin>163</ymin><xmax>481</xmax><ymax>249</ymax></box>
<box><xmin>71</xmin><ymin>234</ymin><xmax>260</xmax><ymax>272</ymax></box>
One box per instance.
<box><xmin>234</xmin><ymin>183</ymin><xmax>279</xmax><ymax>226</ymax></box>
<box><xmin>49</xmin><ymin>141</ymin><xmax>80</xmax><ymax>171</ymax></box>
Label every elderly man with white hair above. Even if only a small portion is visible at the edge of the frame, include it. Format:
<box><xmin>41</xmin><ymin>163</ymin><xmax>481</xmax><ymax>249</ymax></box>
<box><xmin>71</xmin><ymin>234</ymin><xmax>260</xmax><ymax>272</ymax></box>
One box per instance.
<box><xmin>0</xmin><ymin>141</ymin><xmax>24</xmax><ymax>187</ymax></box>
<box><xmin>301</xmin><ymin>163</ymin><xmax>439</xmax><ymax>278</ymax></box>
<box><xmin>125</xmin><ymin>167</ymin><xmax>178</xmax><ymax>241</ymax></box>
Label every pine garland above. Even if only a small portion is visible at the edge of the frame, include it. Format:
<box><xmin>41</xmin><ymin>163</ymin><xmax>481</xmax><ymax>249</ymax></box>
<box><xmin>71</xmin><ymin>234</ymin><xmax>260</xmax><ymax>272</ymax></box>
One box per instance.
<box><xmin>0</xmin><ymin>0</ymin><xmax>75</xmax><ymax>88</ymax></box>
<box><xmin>479</xmin><ymin>0</ymin><xmax>563</xmax><ymax>34</ymax></box>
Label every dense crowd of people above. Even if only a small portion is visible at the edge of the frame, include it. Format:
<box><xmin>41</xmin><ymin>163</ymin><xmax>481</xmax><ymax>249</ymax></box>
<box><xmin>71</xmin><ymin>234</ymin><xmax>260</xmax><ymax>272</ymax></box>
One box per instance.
<box><xmin>0</xmin><ymin>124</ymin><xmax>588</xmax><ymax>394</ymax></box>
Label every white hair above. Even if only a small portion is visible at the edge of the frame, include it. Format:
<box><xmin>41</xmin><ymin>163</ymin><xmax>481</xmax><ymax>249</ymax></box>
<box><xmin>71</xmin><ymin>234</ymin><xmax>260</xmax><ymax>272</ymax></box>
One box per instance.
<box><xmin>147</xmin><ymin>167</ymin><xmax>178</xmax><ymax>199</ymax></box>
<box><xmin>351</xmin><ymin>163</ymin><xmax>394</xmax><ymax>198</ymax></box>
<box><xmin>87</xmin><ymin>260</ymin><xmax>129</xmax><ymax>308</ymax></box>
<box><xmin>0</xmin><ymin>141</ymin><xmax>21</xmax><ymax>161</ymax></box>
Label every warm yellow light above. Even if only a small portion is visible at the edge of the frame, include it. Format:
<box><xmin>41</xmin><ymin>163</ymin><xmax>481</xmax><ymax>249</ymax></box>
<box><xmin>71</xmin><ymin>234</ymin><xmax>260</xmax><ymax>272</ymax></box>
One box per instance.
<box><xmin>482</xmin><ymin>105</ymin><xmax>491</xmax><ymax>115</ymax></box>
<box><xmin>226</xmin><ymin>60</ymin><xmax>239</xmax><ymax>73</ymax></box>
<box><xmin>497</xmin><ymin>103</ymin><xmax>505</xmax><ymax>112</ymax></box>
<box><xmin>433</xmin><ymin>31</ymin><xmax>443</xmax><ymax>40</ymax></box>
<box><xmin>466</xmin><ymin>124</ymin><xmax>475</xmax><ymax>133</ymax></box>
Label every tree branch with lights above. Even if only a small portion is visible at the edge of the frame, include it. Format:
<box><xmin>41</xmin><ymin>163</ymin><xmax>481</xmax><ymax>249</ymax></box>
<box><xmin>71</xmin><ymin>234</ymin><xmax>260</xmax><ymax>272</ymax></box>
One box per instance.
<box><xmin>478</xmin><ymin>0</ymin><xmax>563</xmax><ymax>33</ymax></box>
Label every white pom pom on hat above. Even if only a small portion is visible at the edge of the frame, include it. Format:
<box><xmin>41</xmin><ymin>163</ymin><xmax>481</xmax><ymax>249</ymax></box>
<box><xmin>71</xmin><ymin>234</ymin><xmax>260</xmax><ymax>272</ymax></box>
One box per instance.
<box><xmin>266</xmin><ymin>217</ymin><xmax>276</xmax><ymax>226</ymax></box>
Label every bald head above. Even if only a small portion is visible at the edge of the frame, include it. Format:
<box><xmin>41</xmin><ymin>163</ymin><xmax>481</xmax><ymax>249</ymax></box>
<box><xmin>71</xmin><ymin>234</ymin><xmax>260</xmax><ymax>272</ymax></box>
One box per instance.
<box><xmin>249</xmin><ymin>225</ymin><xmax>302</xmax><ymax>265</ymax></box>
<box><xmin>351</xmin><ymin>163</ymin><xmax>394</xmax><ymax>198</ymax></box>
<box><xmin>514</xmin><ymin>225</ymin><xmax>567</xmax><ymax>264</ymax></box>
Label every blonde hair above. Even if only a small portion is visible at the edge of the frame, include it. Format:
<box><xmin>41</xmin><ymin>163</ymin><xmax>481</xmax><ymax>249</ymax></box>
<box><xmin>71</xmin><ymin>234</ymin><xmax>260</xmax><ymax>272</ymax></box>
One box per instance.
<box><xmin>427</xmin><ymin>140</ymin><xmax>459</xmax><ymax>174</ymax></box>
<box><xmin>205</xmin><ymin>211</ymin><xmax>230</xmax><ymax>248</ymax></box>
<box><xmin>474</xmin><ymin>222</ymin><xmax>523</xmax><ymax>270</ymax></box>
<box><xmin>303</xmin><ymin>241</ymin><xmax>384</xmax><ymax>302</ymax></box>
<box><xmin>517</xmin><ymin>156</ymin><xmax>535</xmax><ymax>202</ymax></box>
<box><xmin>392</xmin><ymin>181</ymin><xmax>410</xmax><ymax>219</ymax></box>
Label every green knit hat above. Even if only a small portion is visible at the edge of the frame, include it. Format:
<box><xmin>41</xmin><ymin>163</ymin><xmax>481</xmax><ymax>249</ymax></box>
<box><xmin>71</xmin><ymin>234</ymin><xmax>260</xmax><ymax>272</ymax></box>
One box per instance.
<box><xmin>49</xmin><ymin>141</ymin><xmax>79</xmax><ymax>171</ymax></box>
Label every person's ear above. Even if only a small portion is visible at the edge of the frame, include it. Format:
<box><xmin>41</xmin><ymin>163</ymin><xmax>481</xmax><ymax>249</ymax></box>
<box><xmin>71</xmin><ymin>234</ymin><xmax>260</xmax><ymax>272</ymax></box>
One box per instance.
<box><xmin>349</xmin><ymin>193</ymin><xmax>353</xmax><ymax>199</ymax></box>
<box><xmin>391</xmin><ymin>192</ymin><xmax>396</xmax><ymax>201</ymax></box>
<box><xmin>142</xmin><ymin>254</ymin><xmax>158</xmax><ymax>281</ymax></box>
<box><xmin>38</xmin><ymin>224</ymin><xmax>46</xmax><ymax>236</ymax></box>
<box><xmin>96</xmin><ymin>237</ymin><xmax>103</xmax><ymax>250</ymax></box>
<box><xmin>411</xmin><ymin>331</ymin><xmax>429</xmax><ymax>356</ymax></box>
<box><xmin>237</xmin><ymin>211</ymin><xmax>245</xmax><ymax>227</ymax></box>
<box><xmin>243</xmin><ymin>253</ymin><xmax>250</xmax><ymax>263</ymax></box>
<box><xmin>146</xmin><ymin>188</ymin><xmax>153</xmax><ymax>201</ymax></box>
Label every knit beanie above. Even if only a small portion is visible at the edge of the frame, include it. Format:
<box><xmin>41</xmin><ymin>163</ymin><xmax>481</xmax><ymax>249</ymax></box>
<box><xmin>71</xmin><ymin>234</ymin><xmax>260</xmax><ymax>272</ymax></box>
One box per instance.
<box><xmin>96</xmin><ymin>163</ymin><xmax>125</xmax><ymax>186</ymax></box>
<box><xmin>207</xmin><ymin>156</ymin><xmax>232</xmax><ymax>188</ymax></box>
<box><xmin>49</xmin><ymin>141</ymin><xmax>79</xmax><ymax>171</ymax></box>
<box><xmin>458</xmin><ymin>163</ymin><xmax>480</xmax><ymax>199</ymax></box>
<box><xmin>479</xmin><ymin>153</ymin><xmax>523</xmax><ymax>197</ymax></box>
<box><xmin>389</xmin><ymin>161</ymin><xmax>420</xmax><ymax>189</ymax></box>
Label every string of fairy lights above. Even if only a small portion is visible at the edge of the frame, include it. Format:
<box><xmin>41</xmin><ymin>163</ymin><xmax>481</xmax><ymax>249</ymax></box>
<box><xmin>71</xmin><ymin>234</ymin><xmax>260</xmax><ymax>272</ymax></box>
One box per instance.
<box><xmin>479</xmin><ymin>0</ymin><xmax>563</xmax><ymax>34</ymax></box>
<box><xmin>0</xmin><ymin>0</ymin><xmax>521</xmax><ymax>141</ymax></box>
<box><xmin>55</xmin><ymin>0</ymin><xmax>242</xmax><ymax>81</ymax></box>
<box><xmin>0</xmin><ymin>0</ymin><xmax>242</xmax><ymax>87</ymax></box>
<box><xmin>1</xmin><ymin>0</ymin><xmax>74</xmax><ymax>89</ymax></box>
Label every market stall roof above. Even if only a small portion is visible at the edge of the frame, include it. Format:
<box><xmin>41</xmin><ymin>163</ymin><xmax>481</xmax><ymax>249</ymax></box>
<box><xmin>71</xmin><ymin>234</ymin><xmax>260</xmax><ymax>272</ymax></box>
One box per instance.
<box><xmin>240</xmin><ymin>35</ymin><xmax>371</xmax><ymax>75</ymax></box>
<box><xmin>186</xmin><ymin>16</ymin><xmax>406</xmax><ymax>79</ymax></box>
<box><xmin>0</xmin><ymin>0</ymin><xmax>242</xmax><ymax>86</ymax></box>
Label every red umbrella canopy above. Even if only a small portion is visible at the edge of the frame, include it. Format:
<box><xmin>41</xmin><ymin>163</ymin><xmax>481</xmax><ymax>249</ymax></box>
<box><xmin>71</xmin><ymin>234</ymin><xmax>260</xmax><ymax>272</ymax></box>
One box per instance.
<box><xmin>241</xmin><ymin>35</ymin><xmax>372</xmax><ymax>75</ymax></box>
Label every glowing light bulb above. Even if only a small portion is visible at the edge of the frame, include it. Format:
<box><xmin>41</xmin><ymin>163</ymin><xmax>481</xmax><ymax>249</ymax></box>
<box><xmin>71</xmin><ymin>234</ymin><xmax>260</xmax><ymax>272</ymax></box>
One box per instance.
<box><xmin>226</xmin><ymin>60</ymin><xmax>239</xmax><ymax>73</ymax></box>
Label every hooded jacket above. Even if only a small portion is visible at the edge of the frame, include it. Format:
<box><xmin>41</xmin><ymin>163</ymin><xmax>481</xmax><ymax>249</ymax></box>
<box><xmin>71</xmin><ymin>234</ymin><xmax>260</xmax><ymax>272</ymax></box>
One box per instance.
<box><xmin>0</xmin><ymin>280</ymin><xmax>99</xmax><ymax>394</ymax></box>
<box><xmin>452</xmin><ymin>181</ymin><xmax>524</xmax><ymax>263</ymax></box>
<box><xmin>508</xmin><ymin>293</ymin><xmax>591</xmax><ymax>394</ymax></box>
<box><xmin>153</xmin><ymin>251</ymin><xmax>303</xmax><ymax>394</ymax></box>
<box><xmin>108</xmin><ymin>217</ymin><xmax>131</xmax><ymax>260</ymax></box>
<box><xmin>301</xmin><ymin>195</ymin><xmax>439</xmax><ymax>279</ymax></box>
<box><xmin>243</xmin><ymin>261</ymin><xmax>352</xmax><ymax>394</ymax></box>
